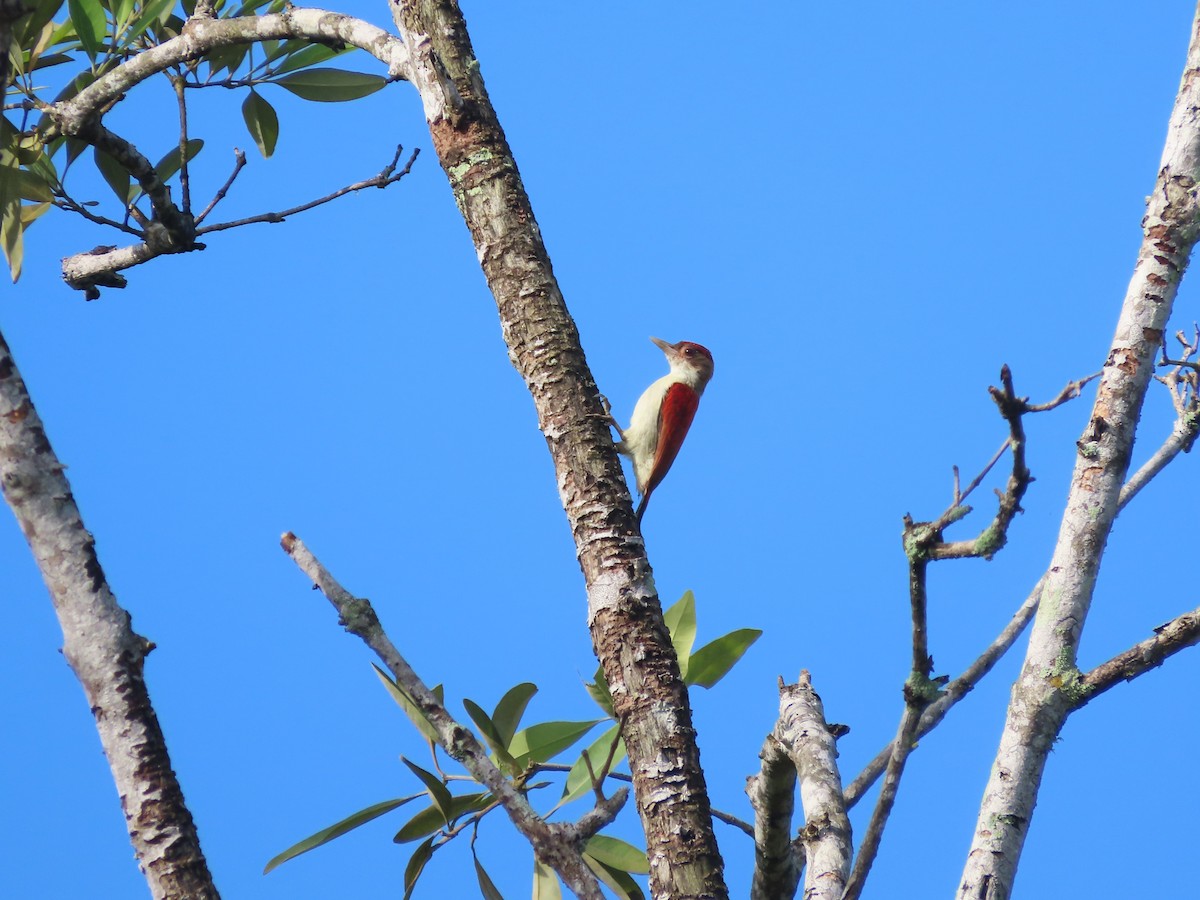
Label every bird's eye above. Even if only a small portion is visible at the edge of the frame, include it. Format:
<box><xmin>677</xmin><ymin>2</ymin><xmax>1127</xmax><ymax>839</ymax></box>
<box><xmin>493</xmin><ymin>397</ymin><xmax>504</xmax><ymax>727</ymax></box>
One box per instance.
<box><xmin>683</xmin><ymin>347</ymin><xmax>694</xmax><ymax>356</ymax></box>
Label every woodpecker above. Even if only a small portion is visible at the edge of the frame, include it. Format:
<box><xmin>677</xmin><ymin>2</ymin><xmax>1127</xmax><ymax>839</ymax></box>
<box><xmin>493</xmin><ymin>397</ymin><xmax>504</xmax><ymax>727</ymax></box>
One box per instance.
<box><xmin>612</xmin><ymin>337</ymin><xmax>714</xmax><ymax>523</ymax></box>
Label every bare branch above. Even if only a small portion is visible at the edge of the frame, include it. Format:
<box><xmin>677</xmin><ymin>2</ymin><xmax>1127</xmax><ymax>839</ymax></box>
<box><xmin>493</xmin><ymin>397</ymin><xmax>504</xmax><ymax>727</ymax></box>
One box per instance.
<box><xmin>279</xmin><ymin>532</ymin><xmax>604</xmax><ymax>900</ymax></box>
<box><xmin>199</xmin><ymin>146</ymin><xmax>419</xmax><ymax>233</ymax></box>
<box><xmin>1075</xmin><ymin>608</ymin><xmax>1200</xmax><ymax>707</ymax></box>
<box><xmin>0</xmin><ymin>328</ymin><xmax>218</xmax><ymax>898</ymax></box>
<box><xmin>194</xmin><ymin>148</ymin><xmax>247</xmax><ymax>224</ymax></box>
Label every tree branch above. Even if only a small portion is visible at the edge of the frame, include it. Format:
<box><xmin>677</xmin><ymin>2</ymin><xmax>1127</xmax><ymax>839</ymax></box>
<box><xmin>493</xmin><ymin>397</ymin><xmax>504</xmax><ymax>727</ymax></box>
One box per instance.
<box><xmin>37</xmin><ymin>8</ymin><xmax>411</xmax><ymax>295</ymax></box>
<box><xmin>0</xmin><ymin>328</ymin><xmax>219</xmax><ymax>900</ymax></box>
<box><xmin>1075</xmin><ymin>608</ymin><xmax>1200</xmax><ymax>707</ymax></box>
<box><xmin>198</xmin><ymin>145</ymin><xmax>418</xmax><ymax>233</ymax></box>
<box><xmin>278</xmin><ymin>532</ymin><xmax>605</xmax><ymax>900</ymax></box>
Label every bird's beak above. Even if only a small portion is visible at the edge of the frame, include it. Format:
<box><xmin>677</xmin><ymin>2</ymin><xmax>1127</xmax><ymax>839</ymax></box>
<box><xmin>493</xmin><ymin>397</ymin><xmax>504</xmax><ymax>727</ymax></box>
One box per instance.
<box><xmin>650</xmin><ymin>336</ymin><xmax>675</xmax><ymax>356</ymax></box>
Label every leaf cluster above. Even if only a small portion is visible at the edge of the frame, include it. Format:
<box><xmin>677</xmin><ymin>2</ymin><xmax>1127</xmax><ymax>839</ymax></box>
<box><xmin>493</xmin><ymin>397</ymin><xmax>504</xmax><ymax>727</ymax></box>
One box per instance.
<box><xmin>266</xmin><ymin>590</ymin><xmax>760</xmax><ymax>899</ymax></box>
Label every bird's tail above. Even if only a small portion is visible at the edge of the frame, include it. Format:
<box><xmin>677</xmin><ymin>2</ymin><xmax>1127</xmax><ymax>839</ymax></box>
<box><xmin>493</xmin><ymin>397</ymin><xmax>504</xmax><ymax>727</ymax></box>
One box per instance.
<box><xmin>635</xmin><ymin>493</ymin><xmax>650</xmax><ymax>525</ymax></box>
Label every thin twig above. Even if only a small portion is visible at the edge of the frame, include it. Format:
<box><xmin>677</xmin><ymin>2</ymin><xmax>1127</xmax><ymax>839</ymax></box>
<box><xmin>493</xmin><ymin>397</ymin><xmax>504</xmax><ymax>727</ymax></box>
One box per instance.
<box><xmin>199</xmin><ymin>146</ymin><xmax>419</xmax><ymax>234</ymax></box>
<box><xmin>195</xmin><ymin>148</ymin><xmax>247</xmax><ymax>224</ymax></box>
<box><xmin>52</xmin><ymin>192</ymin><xmax>143</xmax><ymax>235</ymax></box>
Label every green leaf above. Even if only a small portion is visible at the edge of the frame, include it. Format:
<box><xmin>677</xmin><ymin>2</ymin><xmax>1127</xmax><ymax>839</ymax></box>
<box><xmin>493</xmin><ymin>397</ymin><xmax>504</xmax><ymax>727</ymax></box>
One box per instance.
<box><xmin>67</xmin><ymin>0</ymin><xmax>106</xmax><ymax>59</ymax></box>
<box><xmin>401</xmin><ymin>757</ymin><xmax>454</xmax><ymax>826</ymax></box>
<box><xmin>663</xmin><ymin>590</ymin><xmax>697</xmax><ymax>680</ymax></box>
<box><xmin>473</xmin><ymin>854</ymin><xmax>505</xmax><ymax>900</ymax></box>
<box><xmin>557</xmin><ymin>724</ymin><xmax>624</xmax><ymax>808</ymax></box>
<box><xmin>272</xmin><ymin>68</ymin><xmax>387</xmax><ymax>102</ymax></box>
<box><xmin>14</xmin><ymin>170</ymin><xmax>54</xmax><ymax>202</ymax></box>
<box><xmin>263</xmin><ymin>794</ymin><xmax>420</xmax><ymax>874</ymax></box>
<box><xmin>205</xmin><ymin>42</ymin><xmax>248</xmax><ymax>78</ymax></box>
<box><xmin>585</xmin><ymin>665</ymin><xmax>614</xmax><ymax>717</ymax></box>
<box><xmin>241</xmin><ymin>90</ymin><xmax>279</xmax><ymax>158</ymax></box>
<box><xmin>373</xmin><ymin>664</ymin><xmax>438</xmax><ymax>743</ymax></box>
<box><xmin>124</xmin><ymin>0</ymin><xmax>177</xmax><ymax>46</ymax></box>
<box><xmin>508</xmin><ymin>719</ymin><xmax>601</xmax><ymax>769</ymax></box>
<box><xmin>685</xmin><ymin>628</ymin><xmax>762</xmax><ymax>688</ymax></box>
<box><xmin>110</xmin><ymin>0</ymin><xmax>135</xmax><ymax>32</ymax></box>
<box><xmin>153</xmin><ymin>137</ymin><xmax>204</xmax><ymax>184</ymax></box>
<box><xmin>21</xmin><ymin>202</ymin><xmax>52</xmax><ymax>227</ymax></box>
<box><xmin>463</xmin><ymin>698</ymin><xmax>519</xmax><ymax>774</ymax></box>
<box><xmin>393</xmin><ymin>792</ymin><xmax>491</xmax><ymax>844</ymax></box>
<box><xmin>533</xmin><ymin>859</ymin><xmax>562</xmax><ymax>900</ymax></box>
<box><xmin>582</xmin><ymin>854</ymin><xmax>645</xmax><ymax>900</ymax></box>
<box><xmin>273</xmin><ymin>42</ymin><xmax>346</xmax><ymax>75</ymax></box>
<box><xmin>491</xmin><ymin>682</ymin><xmax>537</xmax><ymax>748</ymax></box>
<box><xmin>584</xmin><ymin>835</ymin><xmax>649</xmax><ymax>875</ymax></box>
<box><xmin>263</xmin><ymin>37</ymin><xmax>303</xmax><ymax>63</ymax></box>
<box><xmin>92</xmin><ymin>147</ymin><xmax>131</xmax><ymax>203</ymax></box>
<box><xmin>403</xmin><ymin>837</ymin><xmax>435</xmax><ymax>900</ymax></box>
<box><xmin>1</xmin><ymin>184</ymin><xmax>24</xmax><ymax>282</ymax></box>
<box><xmin>20</xmin><ymin>0</ymin><xmax>67</xmax><ymax>46</ymax></box>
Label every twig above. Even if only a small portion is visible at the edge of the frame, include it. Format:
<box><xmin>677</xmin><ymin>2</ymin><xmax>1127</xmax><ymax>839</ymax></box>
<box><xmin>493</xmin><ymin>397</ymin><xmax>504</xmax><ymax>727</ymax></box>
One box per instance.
<box><xmin>1023</xmin><ymin>370</ymin><xmax>1103</xmax><ymax>412</ymax></box>
<box><xmin>279</xmin><ymin>532</ymin><xmax>604</xmax><ymax>900</ymax></box>
<box><xmin>198</xmin><ymin>146</ymin><xmax>419</xmax><ymax>234</ymax></box>
<box><xmin>954</xmin><ymin>438</ymin><xmax>1009</xmax><ymax>506</ymax></box>
<box><xmin>172</xmin><ymin>72</ymin><xmax>192</xmax><ymax>213</ymax></box>
<box><xmin>52</xmin><ymin>192</ymin><xmax>142</xmax><ymax>235</ymax></box>
<box><xmin>194</xmin><ymin>149</ymin><xmax>247</xmax><ymax>224</ymax></box>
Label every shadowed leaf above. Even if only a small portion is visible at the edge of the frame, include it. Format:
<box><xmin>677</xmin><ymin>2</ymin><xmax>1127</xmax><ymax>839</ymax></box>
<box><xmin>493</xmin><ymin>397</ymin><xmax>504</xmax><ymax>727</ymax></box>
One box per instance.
<box><xmin>473</xmin><ymin>853</ymin><xmax>505</xmax><ymax>900</ymax></box>
<box><xmin>403</xmin><ymin>837</ymin><xmax>435</xmax><ymax>900</ymax></box>
<box><xmin>463</xmin><ymin>698</ymin><xmax>519</xmax><ymax>774</ymax></box>
<box><xmin>401</xmin><ymin>757</ymin><xmax>454</xmax><ymax>825</ymax></box>
<box><xmin>242</xmin><ymin>90</ymin><xmax>279</xmax><ymax>158</ymax></box>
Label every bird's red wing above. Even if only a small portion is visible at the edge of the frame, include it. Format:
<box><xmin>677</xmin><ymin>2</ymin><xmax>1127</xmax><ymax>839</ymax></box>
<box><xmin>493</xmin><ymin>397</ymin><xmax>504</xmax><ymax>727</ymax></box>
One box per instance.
<box><xmin>645</xmin><ymin>383</ymin><xmax>700</xmax><ymax>498</ymax></box>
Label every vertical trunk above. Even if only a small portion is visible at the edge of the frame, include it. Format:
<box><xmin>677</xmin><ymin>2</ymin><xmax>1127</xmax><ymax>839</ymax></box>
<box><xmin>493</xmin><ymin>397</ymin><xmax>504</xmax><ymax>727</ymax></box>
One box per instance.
<box><xmin>388</xmin><ymin>2</ymin><xmax>727</xmax><ymax>896</ymax></box>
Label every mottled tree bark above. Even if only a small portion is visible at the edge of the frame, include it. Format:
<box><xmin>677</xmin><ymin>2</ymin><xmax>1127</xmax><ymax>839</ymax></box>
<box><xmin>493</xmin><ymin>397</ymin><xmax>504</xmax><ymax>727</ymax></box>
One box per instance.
<box><xmin>388</xmin><ymin>2</ymin><xmax>727</xmax><ymax>896</ymax></box>
<box><xmin>958</xmin><ymin>8</ymin><xmax>1200</xmax><ymax>898</ymax></box>
<box><xmin>0</xmin><ymin>330</ymin><xmax>219</xmax><ymax>900</ymax></box>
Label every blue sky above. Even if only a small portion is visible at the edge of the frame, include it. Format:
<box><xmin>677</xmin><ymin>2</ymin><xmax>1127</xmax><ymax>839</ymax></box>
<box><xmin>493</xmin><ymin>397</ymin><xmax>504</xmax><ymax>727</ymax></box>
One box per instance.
<box><xmin>4</xmin><ymin>2</ymin><xmax>1199</xmax><ymax>897</ymax></box>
